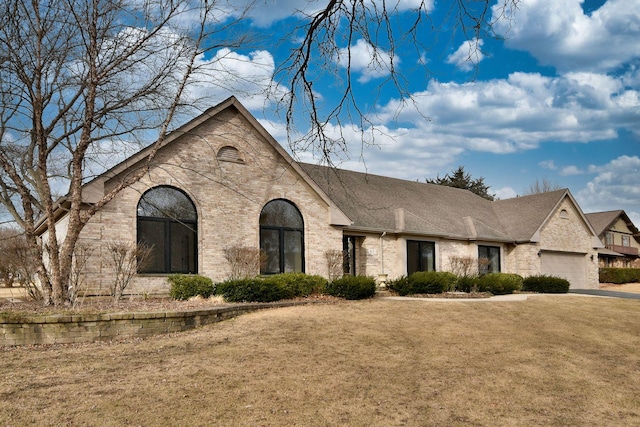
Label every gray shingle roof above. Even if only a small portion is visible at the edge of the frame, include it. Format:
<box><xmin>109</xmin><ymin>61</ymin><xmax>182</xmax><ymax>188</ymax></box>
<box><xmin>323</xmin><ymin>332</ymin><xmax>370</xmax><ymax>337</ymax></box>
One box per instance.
<box><xmin>584</xmin><ymin>210</ymin><xmax>624</xmax><ymax>237</ymax></box>
<box><xmin>300</xmin><ymin>163</ymin><xmax>568</xmax><ymax>243</ymax></box>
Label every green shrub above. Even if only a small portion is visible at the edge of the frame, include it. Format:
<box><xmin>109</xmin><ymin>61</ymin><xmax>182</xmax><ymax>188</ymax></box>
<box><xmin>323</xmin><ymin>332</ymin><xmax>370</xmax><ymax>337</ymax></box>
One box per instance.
<box><xmin>325</xmin><ymin>275</ymin><xmax>376</xmax><ymax>300</ymax></box>
<box><xmin>478</xmin><ymin>273</ymin><xmax>523</xmax><ymax>295</ymax></box>
<box><xmin>407</xmin><ymin>271</ymin><xmax>457</xmax><ymax>294</ymax></box>
<box><xmin>263</xmin><ymin>273</ymin><xmax>328</xmax><ymax>297</ymax></box>
<box><xmin>456</xmin><ymin>275</ymin><xmax>481</xmax><ymax>293</ymax></box>
<box><xmin>387</xmin><ymin>275</ymin><xmax>411</xmax><ymax>296</ymax></box>
<box><xmin>522</xmin><ymin>275</ymin><xmax>570</xmax><ymax>293</ymax></box>
<box><xmin>216</xmin><ymin>278</ymin><xmax>292</xmax><ymax>303</ymax></box>
<box><xmin>599</xmin><ymin>268</ymin><xmax>640</xmax><ymax>284</ymax></box>
<box><xmin>168</xmin><ymin>274</ymin><xmax>215</xmax><ymax>300</ymax></box>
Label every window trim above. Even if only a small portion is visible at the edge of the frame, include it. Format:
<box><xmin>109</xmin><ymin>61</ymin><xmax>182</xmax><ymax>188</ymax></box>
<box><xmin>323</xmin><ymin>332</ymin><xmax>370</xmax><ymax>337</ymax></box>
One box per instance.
<box><xmin>406</xmin><ymin>240</ymin><xmax>436</xmax><ymax>275</ymax></box>
<box><xmin>478</xmin><ymin>244</ymin><xmax>501</xmax><ymax>275</ymax></box>
<box><xmin>259</xmin><ymin>199</ymin><xmax>305</xmax><ymax>275</ymax></box>
<box><xmin>136</xmin><ymin>186</ymin><xmax>198</xmax><ymax>274</ymax></box>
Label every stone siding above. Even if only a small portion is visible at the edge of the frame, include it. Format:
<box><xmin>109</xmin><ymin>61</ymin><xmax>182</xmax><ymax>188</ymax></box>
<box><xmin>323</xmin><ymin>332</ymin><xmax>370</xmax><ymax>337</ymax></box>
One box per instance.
<box><xmin>0</xmin><ymin>302</ymin><xmax>304</xmax><ymax>347</ymax></box>
<box><xmin>74</xmin><ymin>108</ymin><xmax>343</xmax><ymax>296</ymax></box>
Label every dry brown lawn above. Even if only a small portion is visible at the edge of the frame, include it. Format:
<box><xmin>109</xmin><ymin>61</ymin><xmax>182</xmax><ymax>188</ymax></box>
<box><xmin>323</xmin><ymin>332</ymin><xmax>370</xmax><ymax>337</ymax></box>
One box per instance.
<box><xmin>600</xmin><ymin>282</ymin><xmax>640</xmax><ymax>294</ymax></box>
<box><xmin>1</xmin><ymin>296</ymin><xmax>640</xmax><ymax>426</ymax></box>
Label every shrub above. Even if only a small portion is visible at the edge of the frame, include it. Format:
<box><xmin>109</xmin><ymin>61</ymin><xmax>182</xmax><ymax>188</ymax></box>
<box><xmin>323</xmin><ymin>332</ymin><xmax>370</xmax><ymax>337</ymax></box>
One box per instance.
<box><xmin>599</xmin><ymin>268</ymin><xmax>640</xmax><ymax>284</ymax></box>
<box><xmin>262</xmin><ymin>273</ymin><xmax>328</xmax><ymax>297</ymax></box>
<box><xmin>387</xmin><ymin>275</ymin><xmax>411</xmax><ymax>296</ymax></box>
<box><xmin>408</xmin><ymin>271</ymin><xmax>457</xmax><ymax>294</ymax></box>
<box><xmin>456</xmin><ymin>275</ymin><xmax>481</xmax><ymax>293</ymax></box>
<box><xmin>325</xmin><ymin>275</ymin><xmax>376</xmax><ymax>300</ymax></box>
<box><xmin>168</xmin><ymin>274</ymin><xmax>215</xmax><ymax>300</ymax></box>
<box><xmin>478</xmin><ymin>273</ymin><xmax>523</xmax><ymax>295</ymax></box>
<box><xmin>522</xmin><ymin>275</ymin><xmax>570</xmax><ymax>293</ymax></box>
<box><xmin>216</xmin><ymin>278</ymin><xmax>292</xmax><ymax>303</ymax></box>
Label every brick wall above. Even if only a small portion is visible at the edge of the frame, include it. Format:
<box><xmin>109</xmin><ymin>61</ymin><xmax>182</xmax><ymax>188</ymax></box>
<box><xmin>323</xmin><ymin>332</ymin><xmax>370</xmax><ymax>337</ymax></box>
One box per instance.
<box><xmin>74</xmin><ymin>108</ymin><xmax>343</xmax><ymax>296</ymax></box>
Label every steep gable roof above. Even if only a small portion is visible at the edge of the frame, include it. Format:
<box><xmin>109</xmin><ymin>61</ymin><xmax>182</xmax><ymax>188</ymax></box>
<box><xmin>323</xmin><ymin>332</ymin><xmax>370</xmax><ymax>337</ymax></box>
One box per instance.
<box><xmin>491</xmin><ymin>189</ymin><xmax>569</xmax><ymax>242</ymax></box>
<box><xmin>585</xmin><ymin>210</ymin><xmax>640</xmax><ymax>242</ymax></box>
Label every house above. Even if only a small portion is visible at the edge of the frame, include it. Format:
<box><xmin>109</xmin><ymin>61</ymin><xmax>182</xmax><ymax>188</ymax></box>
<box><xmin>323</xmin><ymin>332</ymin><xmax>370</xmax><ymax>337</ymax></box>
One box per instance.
<box><xmin>585</xmin><ymin>210</ymin><xmax>640</xmax><ymax>268</ymax></box>
<box><xmin>38</xmin><ymin>97</ymin><xmax>602</xmax><ymax>295</ymax></box>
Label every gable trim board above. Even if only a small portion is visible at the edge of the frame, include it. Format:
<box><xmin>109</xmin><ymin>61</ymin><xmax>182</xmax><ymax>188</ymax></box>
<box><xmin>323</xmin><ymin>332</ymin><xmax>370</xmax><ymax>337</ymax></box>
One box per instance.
<box><xmin>38</xmin><ymin>97</ymin><xmax>602</xmax><ymax>294</ymax></box>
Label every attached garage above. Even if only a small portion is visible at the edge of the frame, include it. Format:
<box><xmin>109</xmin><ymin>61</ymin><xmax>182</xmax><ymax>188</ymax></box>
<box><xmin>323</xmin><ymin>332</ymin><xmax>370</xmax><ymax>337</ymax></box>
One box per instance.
<box><xmin>540</xmin><ymin>251</ymin><xmax>587</xmax><ymax>289</ymax></box>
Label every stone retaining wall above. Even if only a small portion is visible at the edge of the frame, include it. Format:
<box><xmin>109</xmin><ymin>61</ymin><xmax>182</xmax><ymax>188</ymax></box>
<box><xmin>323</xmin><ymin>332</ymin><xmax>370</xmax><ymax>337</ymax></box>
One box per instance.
<box><xmin>0</xmin><ymin>301</ymin><xmax>302</xmax><ymax>347</ymax></box>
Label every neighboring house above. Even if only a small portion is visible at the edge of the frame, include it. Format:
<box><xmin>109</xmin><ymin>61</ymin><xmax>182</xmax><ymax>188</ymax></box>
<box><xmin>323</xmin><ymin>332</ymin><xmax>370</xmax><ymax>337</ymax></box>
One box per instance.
<box><xmin>585</xmin><ymin>210</ymin><xmax>640</xmax><ymax>268</ymax></box>
<box><xmin>37</xmin><ymin>97</ymin><xmax>603</xmax><ymax>295</ymax></box>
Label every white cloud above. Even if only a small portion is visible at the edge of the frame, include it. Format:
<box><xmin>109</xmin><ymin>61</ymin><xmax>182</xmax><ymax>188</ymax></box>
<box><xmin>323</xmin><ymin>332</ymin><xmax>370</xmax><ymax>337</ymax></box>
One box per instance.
<box><xmin>371</xmin><ymin>71</ymin><xmax>631</xmax><ymax>157</ymax></box>
<box><xmin>336</xmin><ymin>39</ymin><xmax>397</xmax><ymax>83</ymax></box>
<box><xmin>446</xmin><ymin>39</ymin><xmax>485</xmax><ymax>71</ymax></box>
<box><xmin>559</xmin><ymin>165</ymin><xmax>584</xmax><ymax>176</ymax></box>
<box><xmin>183</xmin><ymin>48</ymin><xmax>283</xmax><ymax>110</ymax></box>
<box><xmin>539</xmin><ymin>160</ymin><xmax>557</xmax><ymax>170</ymax></box>
<box><xmin>576</xmin><ymin>155</ymin><xmax>640</xmax><ymax>214</ymax></box>
<box><xmin>492</xmin><ymin>0</ymin><xmax>640</xmax><ymax>73</ymax></box>
<box><xmin>495</xmin><ymin>186</ymin><xmax>518</xmax><ymax>200</ymax></box>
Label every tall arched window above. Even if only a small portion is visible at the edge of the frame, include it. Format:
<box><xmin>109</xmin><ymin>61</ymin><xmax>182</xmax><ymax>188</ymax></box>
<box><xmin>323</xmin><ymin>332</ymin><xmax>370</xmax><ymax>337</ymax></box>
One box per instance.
<box><xmin>137</xmin><ymin>186</ymin><xmax>197</xmax><ymax>274</ymax></box>
<box><xmin>260</xmin><ymin>199</ymin><xmax>304</xmax><ymax>274</ymax></box>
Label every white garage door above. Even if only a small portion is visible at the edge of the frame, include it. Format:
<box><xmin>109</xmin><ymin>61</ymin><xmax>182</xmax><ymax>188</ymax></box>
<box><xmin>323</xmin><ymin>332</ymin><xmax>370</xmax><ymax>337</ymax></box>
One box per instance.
<box><xmin>540</xmin><ymin>252</ymin><xmax>587</xmax><ymax>289</ymax></box>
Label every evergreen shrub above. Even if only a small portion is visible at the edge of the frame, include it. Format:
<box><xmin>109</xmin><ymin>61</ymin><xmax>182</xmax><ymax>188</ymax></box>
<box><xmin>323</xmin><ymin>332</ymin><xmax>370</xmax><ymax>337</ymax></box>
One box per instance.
<box><xmin>168</xmin><ymin>274</ymin><xmax>215</xmax><ymax>300</ymax></box>
<box><xmin>478</xmin><ymin>273</ymin><xmax>523</xmax><ymax>295</ymax></box>
<box><xmin>522</xmin><ymin>275</ymin><xmax>570</xmax><ymax>293</ymax></box>
<box><xmin>325</xmin><ymin>275</ymin><xmax>377</xmax><ymax>300</ymax></box>
<box><xmin>599</xmin><ymin>268</ymin><xmax>640</xmax><ymax>284</ymax></box>
<box><xmin>407</xmin><ymin>271</ymin><xmax>457</xmax><ymax>294</ymax></box>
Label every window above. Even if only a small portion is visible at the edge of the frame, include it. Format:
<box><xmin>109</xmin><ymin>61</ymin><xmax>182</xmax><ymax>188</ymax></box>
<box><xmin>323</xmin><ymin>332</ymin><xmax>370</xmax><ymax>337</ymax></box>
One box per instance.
<box><xmin>560</xmin><ymin>209</ymin><xmax>569</xmax><ymax>219</ymax></box>
<box><xmin>343</xmin><ymin>236</ymin><xmax>357</xmax><ymax>275</ymax></box>
<box><xmin>259</xmin><ymin>199</ymin><xmax>304</xmax><ymax>274</ymax></box>
<box><xmin>137</xmin><ymin>186</ymin><xmax>197</xmax><ymax>274</ymax></box>
<box><xmin>605</xmin><ymin>232</ymin><xmax>614</xmax><ymax>245</ymax></box>
<box><xmin>407</xmin><ymin>240</ymin><xmax>435</xmax><ymax>275</ymax></box>
<box><xmin>478</xmin><ymin>245</ymin><xmax>500</xmax><ymax>275</ymax></box>
<box><xmin>622</xmin><ymin>235</ymin><xmax>631</xmax><ymax>247</ymax></box>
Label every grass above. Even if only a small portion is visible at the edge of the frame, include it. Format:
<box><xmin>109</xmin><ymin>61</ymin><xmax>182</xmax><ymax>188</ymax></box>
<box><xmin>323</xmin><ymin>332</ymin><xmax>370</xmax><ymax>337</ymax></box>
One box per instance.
<box><xmin>1</xmin><ymin>295</ymin><xmax>640</xmax><ymax>426</ymax></box>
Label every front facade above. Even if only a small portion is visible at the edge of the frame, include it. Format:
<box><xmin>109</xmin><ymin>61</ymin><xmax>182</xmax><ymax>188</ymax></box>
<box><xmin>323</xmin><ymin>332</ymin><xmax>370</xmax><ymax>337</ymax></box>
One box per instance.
<box><xmin>586</xmin><ymin>210</ymin><xmax>640</xmax><ymax>268</ymax></box>
<box><xmin>41</xmin><ymin>97</ymin><xmax>603</xmax><ymax>294</ymax></box>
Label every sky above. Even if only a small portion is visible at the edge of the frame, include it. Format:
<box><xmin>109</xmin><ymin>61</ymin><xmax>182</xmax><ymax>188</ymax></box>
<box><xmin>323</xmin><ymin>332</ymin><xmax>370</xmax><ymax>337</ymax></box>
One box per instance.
<box><xmin>177</xmin><ymin>0</ymin><xmax>640</xmax><ymax>224</ymax></box>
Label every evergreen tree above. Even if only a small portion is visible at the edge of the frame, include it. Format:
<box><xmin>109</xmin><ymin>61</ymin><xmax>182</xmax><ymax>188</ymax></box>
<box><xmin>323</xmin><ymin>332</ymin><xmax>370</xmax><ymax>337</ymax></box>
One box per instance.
<box><xmin>427</xmin><ymin>166</ymin><xmax>495</xmax><ymax>201</ymax></box>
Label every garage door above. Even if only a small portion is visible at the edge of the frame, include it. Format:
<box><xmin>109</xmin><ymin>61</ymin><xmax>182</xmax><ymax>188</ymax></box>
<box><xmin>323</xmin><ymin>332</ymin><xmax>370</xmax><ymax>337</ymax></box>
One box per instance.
<box><xmin>540</xmin><ymin>252</ymin><xmax>587</xmax><ymax>289</ymax></box>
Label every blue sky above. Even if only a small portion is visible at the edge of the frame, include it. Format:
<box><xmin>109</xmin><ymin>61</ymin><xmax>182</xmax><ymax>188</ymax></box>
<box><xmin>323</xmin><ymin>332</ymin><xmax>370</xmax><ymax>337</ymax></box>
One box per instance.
<box><xmin>180</xmin><ymin>0</ymin><xmax>640</xmax><ymax>224</ymax></box>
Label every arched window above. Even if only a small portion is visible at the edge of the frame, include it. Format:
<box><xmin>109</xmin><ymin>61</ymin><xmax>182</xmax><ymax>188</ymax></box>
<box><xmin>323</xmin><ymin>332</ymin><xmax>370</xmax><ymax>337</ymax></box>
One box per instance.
<box><xmin>259</xmin><ymin>199</ymin><xmax>304</xmax><ymax>274</ymax></box>
<box><xmin>217</xmin><ymin>146</ymin><xmax>244</xmax><ymax>163</ymax></box>
<box><xmin>137</xmin><ymin>186</ymin><xmax>197</xmax><ymax>274</ymax></box>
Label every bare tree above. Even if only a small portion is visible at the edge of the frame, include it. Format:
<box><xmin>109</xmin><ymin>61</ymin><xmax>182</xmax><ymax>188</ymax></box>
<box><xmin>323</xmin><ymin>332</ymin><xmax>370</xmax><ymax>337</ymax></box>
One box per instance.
<box><xmin>106</xmin><ymin>240</ymin><xmax>152</xmax><ymax>304</ymax></box>
<box><xmin>275</xmin><ymin>0</ymin><xmax>519</xmax><ymax>164</ymax></box>
<box><xmin>223</xmin><ymin>245</ymin><xmax>262</xmax><ymax>280</ymax></box>
<box><xmin>523</xmin><ymin>177</ymin><xmax>563</xmax><ymax>195</ymax></box>
<box><xmin>324</xmin><ymin>249</ymin><xmax>344</xmax><ymax>281</ymax></box>
<box><xmin>0</xmin><ymin>0</ymin><xmax>251</xmax><ymax>305</ymax></box>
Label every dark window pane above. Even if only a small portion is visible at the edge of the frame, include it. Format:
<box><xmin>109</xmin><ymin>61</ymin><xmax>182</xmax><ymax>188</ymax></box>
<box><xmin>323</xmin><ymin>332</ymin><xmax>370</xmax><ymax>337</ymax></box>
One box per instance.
<box><xmin>478</xmin><ymin>245</ymin><xmax>500</xmax><ymax>275</ymax></box>
<box><xmin>260</xmin><ymin>229</ymin><xmax>280</xmax><ymax>274</ymax></box>
<box><xmin>343</xmin><ymin>236</ymin><xmax>356</xmax><ymax>275</ymax></box>
<box><xmin>407</xmin><ymin>241</ymin><xmax>420</xmax><ymax>275</ymax></box>
<box><xmin>138</xmin><ymin>219</ymin><xmax>166</xmax><ymax>273</ymax></box>
<box><xmin>421</xmin><ymin>242</ymin><xmax>435</xmax><ymax>272</ymax></box>
<box><xmin>284</xmin><ymin>230</ymin><xmax>303</xmax><ymax>273</ymax></box>
<box><xmin>407</xmin><ymin>240</ymin><xmax>435</xmax><ymax>275</ymax></box>
<box><xmin>259</xmin><ymin>199</ymin><xmax>303</xmax><ymax>228</ymax></box>
<box><xmin>170</xmin><ymin>222</ymin><xmax>196</xmax><ymax>273</ymax></box>
<box><xmin>138</xmin><ymin>187</ymin><xmax>196</xmax><ymax>220</ymax></box>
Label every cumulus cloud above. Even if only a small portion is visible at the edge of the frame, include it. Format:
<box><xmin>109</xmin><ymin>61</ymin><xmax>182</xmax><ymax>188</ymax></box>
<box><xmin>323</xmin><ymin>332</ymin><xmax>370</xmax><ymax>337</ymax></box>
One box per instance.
<box><xmin>446</xmin><ymin>39</ymin><xmax>485</xmax><ymax>71</ymax></box>
<box><xmin>576</xmin><ymin>155</ymin><xmax>640</xmax><ymax>215</ymax></box>
<box><xmin>183</xmin><ymin>48</ymin><xmax>283</xmax><ymax>110</ymax></box>
<box><xmin>371</xmin><ymin>71</ymin><xmax>635</xmax><ymax>157</ymax></box>
<box><xmin>336</xmin><ymin>39</ymin><xmax>397</xmax><ymax>83</ymax></box>
<box><xmin>539</xmin><ymin>160</ymin><xmax>557</xmax><ymax>170</ymax></box>
<box><xmin>495</xmin><ymin>186</ymin><xmax>519</xmax><ymax>200</ymax></box>
<box><xmin>492</xmin><ymin>0</ymin><xmax>640</xmax><ymax>73</ymax></box>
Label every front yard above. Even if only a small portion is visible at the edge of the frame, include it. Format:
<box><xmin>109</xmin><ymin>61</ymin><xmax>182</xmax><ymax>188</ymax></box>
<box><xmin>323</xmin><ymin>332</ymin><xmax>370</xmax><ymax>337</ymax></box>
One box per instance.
<box><xmin>1</xmin><ymin>295</ymin><xmax>639</xmax><ymax>426</ymax></box>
